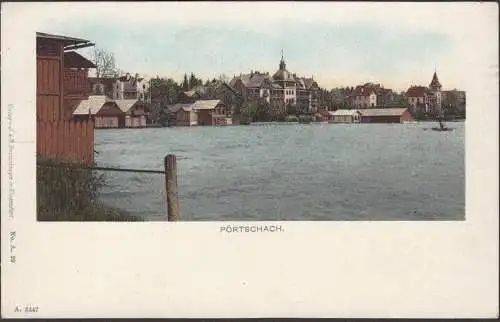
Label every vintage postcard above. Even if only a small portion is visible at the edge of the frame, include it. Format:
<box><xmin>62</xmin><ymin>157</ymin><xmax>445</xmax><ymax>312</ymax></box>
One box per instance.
<box><xmin>1</xmin><ymin>1</ymin><xmax>498</xmax><ymax>318</ymax></box>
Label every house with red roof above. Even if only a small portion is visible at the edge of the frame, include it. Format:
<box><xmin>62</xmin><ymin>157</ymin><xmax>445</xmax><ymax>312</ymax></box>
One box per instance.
<box><xmin>351</xmin><ymin>83</ymin><xmax>393</xmax><ymax>108</ymax></box>
<box><xmin>405</xmin><ymin>71</ymin><xmax>443</xmax><ymax>116</ymax></box>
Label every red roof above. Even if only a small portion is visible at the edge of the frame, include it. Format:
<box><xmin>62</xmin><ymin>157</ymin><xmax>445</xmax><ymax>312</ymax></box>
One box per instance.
<box><xmin>351</xmin><ymin>83</ymin><xmax>388</xmax><ymax>97</ymax></box>
<box><xmin>316</xmin><ymin>109</ymin><xmax>330</xmax><ymax>117</ymax></box>
<box><xmin>406</xmin><ymin>86</ymin><xmax>429</xmax><ymax>97</ymax></box>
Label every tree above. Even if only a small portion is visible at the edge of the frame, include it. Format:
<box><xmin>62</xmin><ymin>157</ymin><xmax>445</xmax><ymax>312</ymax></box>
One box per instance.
<box><xmin>240</xmin><ymin>101</ymin><xmax>258</xmax><ymax>122</ymax></box>
<box><xmin>146</xmin><ymin>77</ymin><xmax>181</xmax><ymax>124</ymax></box>
<box><xmin>91</xmin><ymin>47</ymin><xmax>118</xmax><ymax>79</ymax></box>
<box><xmin>182</xmin><ymin>74</ymin><xmax>189</xmax><ymax>91</ymax></box>
<box><xmin>218</xmin><ymin>74</ymin><xmax>230</xmax><ymax>83</ymax></box>
<box><xmin>189</xmin><ymin>73</ymin><xmax>196</xmax><ymax>90</ymax></box>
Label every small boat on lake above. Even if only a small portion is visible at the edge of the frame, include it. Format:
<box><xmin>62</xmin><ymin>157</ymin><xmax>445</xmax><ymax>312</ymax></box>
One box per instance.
<box><xmin>431</xmin><ymin>117</ymin><xmax>453</xmax><ymax>132</ymax></box>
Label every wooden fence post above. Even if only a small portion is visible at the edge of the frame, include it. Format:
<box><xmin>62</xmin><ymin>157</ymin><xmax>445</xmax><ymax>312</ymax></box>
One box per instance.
<box><xmin>165</xmin><ymin>154</ymin><xmax>180</xmax><ymax>221</ymax></box>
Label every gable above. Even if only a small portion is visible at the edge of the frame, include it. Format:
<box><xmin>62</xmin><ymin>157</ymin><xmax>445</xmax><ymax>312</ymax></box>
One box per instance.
<box><xmin>96</xmin><ymin>102</ymin><xmax>124</xmax><ymax>116</ymax></box>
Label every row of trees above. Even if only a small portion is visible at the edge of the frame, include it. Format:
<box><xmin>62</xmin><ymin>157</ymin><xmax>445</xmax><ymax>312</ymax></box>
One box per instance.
<box><xmin>410</xmin><ymin>103</ymin><xmax>466</xmax><ymax>120</ymax></box>
<box><xmin>146</xmin><ymin>74</ymin><xmax>231</xmax><ymax>124</ymax></box>
<box><xmin>237</xmin><ymin>100</ymin><xmax>310</xmax><ymax>123</ymax></box>
<box><xmin>316</xmin><ymin>87</ymin><xmax>412</xmax><ymax>111</ymax></box>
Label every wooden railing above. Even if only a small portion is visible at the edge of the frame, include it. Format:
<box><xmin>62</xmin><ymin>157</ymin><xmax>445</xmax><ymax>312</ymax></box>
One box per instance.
<box><xmin>63</xmin><ymin>69</ymin><xmax>91</xmax><ymax>98</ymax></box>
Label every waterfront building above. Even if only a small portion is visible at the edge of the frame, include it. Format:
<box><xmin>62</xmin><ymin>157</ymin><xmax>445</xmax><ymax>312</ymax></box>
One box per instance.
<box><xmin>406</xmin><ymin>71</ymin><xmax>443</xmax><ymax>115</ymax></box>
<box><xmin>72</xmin><ymin>95</ymin><xmax>147</xmax><ymax>128</ymax></box>
<box><xmin>329</xmin><ymin>107</ymin><xmax>412</xmax><ymax>124</ymax></box>
<box><xmin>167</xmin><ymin>99</ymin><xmax>231</xmax><ymax>126</ymax></box>
<box><xmin>350</xmin><ymin>83</ymin><xmax>393</xmax><ymax>108</ymax></box>
<box><xmin>115</xmin><ymin>99</ymin><xmax>147</xmax><ymax>128</ymax></box>
<box><xmin>72</xmin><ymin>95</ymin><xmax>122</xmax><ymax>128</ymax></box>
<box><xmin>428</xmin><ymin>71</ymin><xmax>442</xmax><ymax>115</ymax></box>
<box><xmin>357</xmin><ymin>108</ymin><xmax>412</xmax><ymax>123</ymax></box>
<box><xmin>229</xmin><ymin>52</ymin><xmax>319</xmax><ymax>113</ymax></box>
<box><xmin>331</xmin><ymin>109</ymin><xmax>362</xmax><ymax>123</ymax></box>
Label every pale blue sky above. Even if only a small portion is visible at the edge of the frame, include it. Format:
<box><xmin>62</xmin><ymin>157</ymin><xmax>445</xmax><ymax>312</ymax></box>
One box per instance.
<box><xmin>42</xmin><ymin>9</ymin><xmax>456</xmax><ymax>91</ymax></box>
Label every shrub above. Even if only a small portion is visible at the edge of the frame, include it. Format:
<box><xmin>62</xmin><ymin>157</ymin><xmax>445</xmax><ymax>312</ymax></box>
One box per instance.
<box><xmin>37</xmin><ymin>157</ymin><xmax>143</xmax><ymax>222</ymax></box>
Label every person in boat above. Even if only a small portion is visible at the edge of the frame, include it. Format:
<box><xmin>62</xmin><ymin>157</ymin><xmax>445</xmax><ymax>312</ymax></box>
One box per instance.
<box><xmin>437</xmin><ymin>117</ymin><xmax>445</xmax><ymax>130</ymax></box>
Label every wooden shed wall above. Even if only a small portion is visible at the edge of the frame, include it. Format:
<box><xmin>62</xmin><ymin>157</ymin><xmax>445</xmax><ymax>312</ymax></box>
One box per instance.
<box><xmin>36</xmin><ymin>38</ymin><xmax>95</xmax><ymax>164</ymax></box>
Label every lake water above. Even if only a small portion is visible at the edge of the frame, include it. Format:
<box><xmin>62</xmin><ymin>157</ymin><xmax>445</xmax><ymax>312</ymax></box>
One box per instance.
<box><xmin>94</xmin><ymin>122</ymin><xmax>465</xmax><ymax>221</ymax></box>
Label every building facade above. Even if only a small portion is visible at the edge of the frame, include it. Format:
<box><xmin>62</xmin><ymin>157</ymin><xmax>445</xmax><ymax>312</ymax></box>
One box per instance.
<box><xmin>358</xmin><ymin>108</ymin><xmax>412</xmax><ymax>123</ymax></box>
<box><xmin>114</xmin><ymin>73</ymin><xmax>149</xmax><ymax>101</ymax></box>
<box><xmin>406</xmin><ymin>71</ymin><xmax>443</xmax><ymax>116</ymax></box>
<box><xmin>229</xmin><ymin>53</ymin><xmax>319</xmax><ymax>113</ymax></box>
<box><xmin>72</xmin><ymin>95</ymin><xmax>147</xmax><ymax>128</ymax></box>
<box><xmin>428</xmin><ymin>71</ymin><xmax>442</xmax><ymax>116</ymax></box>
<box><xmin>167</xmin><ymin>100</ymin><xmax>231</xmax><ymax>126</ymax></box>
<box><xmin>331</xmin><ymin>109</ymin><xmax>362</xmax><ymax>123</ymax></box>
<box><xmin>89</xmin><ymin>73</ymin><xmax>150</xmax><ymax>102</ymax></box>
<box><xmin>351</xmin><ymin>83</ymin><xmax>393</xmax><ymax>108</ymax></box>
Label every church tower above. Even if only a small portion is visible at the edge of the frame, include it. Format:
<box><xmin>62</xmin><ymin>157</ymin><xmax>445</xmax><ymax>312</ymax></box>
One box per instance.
<box><xmin>429</xmin><ymin>70</ymin><xmax>442</xmax><ymax>115</ymax></box>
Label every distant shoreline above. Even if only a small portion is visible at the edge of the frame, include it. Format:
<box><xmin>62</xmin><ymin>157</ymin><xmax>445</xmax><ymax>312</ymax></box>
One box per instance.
<box><xmin>94</xmin><ymin>118</ymin><xmax>466</xmax><ymax>130</ymax></box>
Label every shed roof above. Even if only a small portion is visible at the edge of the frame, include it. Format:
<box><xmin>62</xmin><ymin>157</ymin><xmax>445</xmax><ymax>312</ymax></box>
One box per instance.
<box><xmin>331</xmin><ymin>109</ymin><xmax>361</xmax><ymax>116</ymax></box>
<box><xmin>191</xmin><ymin>99</ymin><xmax>222</xmax><ymax>110</ymax></box>
<box><xmin>115</xmin><ymin>99</ymin><xmax>139</xmax><ymax>113</ymax></box>
<box><xmin>358</xmin><ymin>108</ymin><xmax>408</xmax><ymax>117</ymax></box>
<box><xmin>168</xmin><ymin>103</ymin><xmax>192</xmax><ymax>113</ymax></box>
<box><xmin>64</xmin><ymin>51</ymin><xmax>96</xmax><ymax>68</ymax></box>
<box><xmin>72</xmin><ymin>95</ymin><xmax>113</xmax><ymax>115</ymax></box>
<box><xmin>36</xmin><ymin>32</ymin><xmax>94</xmax><ymax>50</ymax></box>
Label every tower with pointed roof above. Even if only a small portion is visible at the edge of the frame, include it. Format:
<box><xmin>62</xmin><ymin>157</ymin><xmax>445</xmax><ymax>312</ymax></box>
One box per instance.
<box><xmin>272</xmin><ymin>50</ymin><xmax>297</xmax><ymax>106</ymax></box>
<box><xmin>279</xmin><ymin>49</ymin><xmax>286</xmax><ymax>70</ymax></box>
<box><xmin>428</xmin><ymin>70</ymin><xmax>443</xmax><ymax>115</ymax></box>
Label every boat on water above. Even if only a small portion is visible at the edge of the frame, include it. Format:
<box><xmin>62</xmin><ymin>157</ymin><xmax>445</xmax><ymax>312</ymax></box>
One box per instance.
<box><xmin>430</xmin><ymin>116</ymin><xmax>453</xmax><ymax>132</ymax></box>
